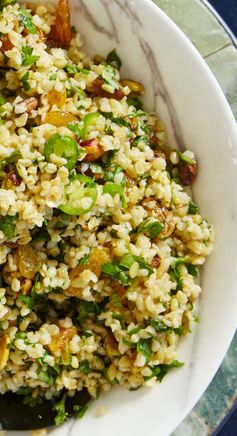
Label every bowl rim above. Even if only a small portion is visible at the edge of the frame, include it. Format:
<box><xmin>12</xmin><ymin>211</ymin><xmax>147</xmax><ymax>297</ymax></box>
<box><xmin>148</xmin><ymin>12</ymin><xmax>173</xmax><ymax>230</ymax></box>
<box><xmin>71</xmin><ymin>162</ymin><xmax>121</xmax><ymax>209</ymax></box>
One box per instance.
<box><xmin>143</xmin><ymin>0</ymin><xmax>237</xmax><ymax>433</ymax></box>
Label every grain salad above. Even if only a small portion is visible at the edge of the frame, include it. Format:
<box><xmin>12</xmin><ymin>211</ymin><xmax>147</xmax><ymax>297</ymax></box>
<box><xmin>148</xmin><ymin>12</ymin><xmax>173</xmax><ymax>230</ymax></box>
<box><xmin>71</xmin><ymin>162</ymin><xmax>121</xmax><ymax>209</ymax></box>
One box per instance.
<box><xmin>0</xmin><ymin>0</ymin><xmax>215</xmax><ymax>427</ymax></box>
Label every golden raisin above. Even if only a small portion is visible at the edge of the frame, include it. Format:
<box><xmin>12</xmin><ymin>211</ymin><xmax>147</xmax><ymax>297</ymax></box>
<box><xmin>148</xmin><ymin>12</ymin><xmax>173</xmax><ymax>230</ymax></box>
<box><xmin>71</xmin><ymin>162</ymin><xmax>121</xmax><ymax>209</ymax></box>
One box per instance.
<box><xmin>45</xmin><ymin>111</ymin><xmax>78</xmax><ymax>127</ymax></box>
<box><xmin>0</xmin><ymin>335</ymin><xmax>10</xmax><ymax>370</ymax></box>
<box><xmin>16</xmin><ymin>245</ymin><xmax>40</xmax><ymax>279</ymax></box>
<box><xmin>48</xmin><ymin>88</ymin><xmax>67</xmax><ymax>108</ymax></box>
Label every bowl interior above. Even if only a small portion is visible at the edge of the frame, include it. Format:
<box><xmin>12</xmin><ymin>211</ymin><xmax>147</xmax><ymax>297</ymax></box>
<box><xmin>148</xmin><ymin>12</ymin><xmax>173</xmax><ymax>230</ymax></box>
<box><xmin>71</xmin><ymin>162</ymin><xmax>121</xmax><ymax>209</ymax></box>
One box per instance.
<box><xmin>13</xmin><ymin>0</ymin><xmax>237</xmax><ymax>435</ymax></box>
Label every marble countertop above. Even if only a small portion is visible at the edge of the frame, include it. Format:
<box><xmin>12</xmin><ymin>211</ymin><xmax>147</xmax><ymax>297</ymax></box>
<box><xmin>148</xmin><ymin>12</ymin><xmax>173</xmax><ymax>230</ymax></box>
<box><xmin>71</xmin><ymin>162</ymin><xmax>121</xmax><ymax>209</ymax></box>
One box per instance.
<box><xmin>154</xmin><ymin>0</ymin><xmax>237</xmax><ymax>434</ymax></box>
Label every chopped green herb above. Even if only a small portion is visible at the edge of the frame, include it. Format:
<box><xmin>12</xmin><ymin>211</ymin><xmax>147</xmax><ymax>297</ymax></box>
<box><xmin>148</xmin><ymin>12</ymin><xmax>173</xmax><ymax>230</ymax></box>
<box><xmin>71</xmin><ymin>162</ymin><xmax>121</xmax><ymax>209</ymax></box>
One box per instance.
<box><xmin>133</xmin><ymin>255</ymin><xmax>154</xmax><ymax>275</ymax></box>
<box><xmin>137</xmin><ymin>338</ymin><xmax>152</xmax><ymax>363</ymax></box>
<box><xmin>73</xmin><ymin>403</ymin><xmax>89</xmax><ymax>419</ymax></box>
<box><xmin>170</xmin><ymin>257</ymin><xmax>198</xmax><ymax>290</ymax></box>
<box><xmin>78</xmin><ymin>254</ymin><xmax>89</xmax><ymax>266</ymax></box>
<box><xmin>19</xmin><ymin>294</ymin><xmax>33</xmax><ymax>308</ymax></box>
<box><xmin>79</xmin><ymin>360</ymin><xmax>91</xmax><ymax>374</ymax></box>
<box><xmin>157</xmin><ymin>360</ymin><xmax>184</xmax><ymax>381</ymax></box>
<box><xmin>21</xmin><ymin>46</ymin><xmax>40</xmax><ymax>67</ymax></box>
<box><xmin>112</xmin><ymin>312</ymin><xmax>125</xmax><ymax>329</ymax></box>
<box><xmin>110</xmin><ymin>292</ymin><xmax>122</xmax><ymax>307</ymax></box>
<box><xmin>106</xmin><ymin>49</ymin><xmax>122</xmax><ymax>69</ymax></box>
<box><xmin>101</xmin><ymin>65</ymin><xmax>119</xmax><ymax>90</ymax></box>
<box><xmin>31</xmin><ymin>223</ymin><xmax>50</xmax><ymax>243</ymax></box>
<box><xmin>38</xmin><ymin>366</ymin><xmax>56</xmax><ymax>385</ymax></box>
<box><xmin>127</xmin><ymin>97</ymin><xmax>143</xmax><ymax>110</ymax></box>
<box><xmin>78</xmin><ymin>300</ymin><xmax>99</xmax><ymax>321</ymax></box>
<box><xmin>100</xmin><ymin>111</ymin><xmax>131</xmax><ymax>128</ymax></box>
<box><xmin>19</xmin><ymin>9</ymin><xmax>37</xmax><ymax>34</ymax></box>
<box><xmin>119</xmin><ymin>253</ymin><xmax>134</xmax><ymax>270</ymax></box>
<box><xmin>49</xmin><ymin>73</ymin><xmax>57</xmax><ymax>80</ymax></box>
<box><xmin>0</xmin><ymin>92</ymin><xmax>5</xmax><ymax>106</ymax></box>
<box><xmin>64</xmin><ymin>64</ymin><xmax>90</xmax><ymax>75</ymax></box>
<box><xmin>128</xmin><ymin>326</ymin><xmax>142</xmax><ymax>336</ymax></box>
<box><xmin>138</xmin><ymin>220</ymin><xmax>164</xmax><ymax>239</ymax></box>
<box><xmin>101</xmin><ymin>262</ymin><xmax>130</xmax><ymax>286</ymax></box>
<box><xmin>53</xmin><ymin>394</ymin><xmax>69</xmax><ymax>426</ymax></box>
<box><xmin>144</xmin><ymin>360</ymin><xmax>184</xmax><ymax>382</ymax></box>
<box><xmin>0</xmin><ymin>215</ymin><xmax>16</xmax><ymax>240</ymax></box>
<box><xmin>20</xmin><ymin>71</ymin><xmax>30</xmax><ymax>91</ymax></box>
<box><xmin>103</xmin><ymin>181</ymin><xmax>126</xmax><ymax>208</ymax></box>
<box><xmin>188</xmin><ymin>201</ymin><xmax>199</xmax><ymax>215</ymax></box>
<box><xmin>0</xmin><ymin>0</ymin><xmax>16</xmax><ymax>10</ymax></box>
<box><xmin>149</xmin><ymin>319</ymin><xmax>172</xmax><ymax>333</ymax></box>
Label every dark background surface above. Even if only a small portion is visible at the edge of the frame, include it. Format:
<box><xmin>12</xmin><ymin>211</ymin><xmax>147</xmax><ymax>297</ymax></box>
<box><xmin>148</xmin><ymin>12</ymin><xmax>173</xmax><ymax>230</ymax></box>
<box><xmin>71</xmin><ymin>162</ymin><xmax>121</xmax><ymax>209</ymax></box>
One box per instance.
<box><xmin>204</xmin><ymin>3</ymin><xmax>236</xmax><ymax>435</ymax></box>
<box><xmin>209</xmin><ymin>0</ymin><xmax>237</xmax><ymax>37</ymax></box>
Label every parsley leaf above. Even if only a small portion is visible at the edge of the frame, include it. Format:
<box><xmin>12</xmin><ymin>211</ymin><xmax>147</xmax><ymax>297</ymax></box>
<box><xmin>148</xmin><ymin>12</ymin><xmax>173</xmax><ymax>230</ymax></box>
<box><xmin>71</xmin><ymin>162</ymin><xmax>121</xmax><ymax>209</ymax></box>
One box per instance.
<box><xmin>138</xmin><ymin>219</ymin><xmax>164</xmax><ymax>239</ymax></box>
<box><xmin>19</xmin><ymin>9</ymin><xmax>37</xmax><ymax>34</ymax></box>
<box><xmin>149</xmin><ymin>319</ymin><xmax>172</xmax><ymax>333</ymax></box>
<box><xmin>137</xmin><ymin>338</ymin><xmax>152</xmax><ymax>363</ymax></box>
<box><xmin>106</xmin><ymin>49</ymin><xmax>122</xmax><ymax>69</ymax></box>
<box><xmin>100</xmin><ymin>111</ymin><xmax>131</xmax><ymax>128</ymax></box>
<box><xmin>188</xmin><ymin>201</ymin><xmax>199</xmax><ymax>215</ymax></box>
<box><xmin>53</xmin><ymin>394</ymin><xmax>69</xmax><ymax>426</ymax></box>
<box><xmin>0</xmin><ymin>0</ymin><xmax>16</xmax><ymax>10</ymax></box>
<box><xmin>73</xmin><ymin>403</ymin><xmax>89</xmax><ymax>419</ymax></box>
<box><xmin>101</xmin><ymin>262</ymin><xmax>130</xmax><ymax>286</ymax></box>
<box><xmin>78</xmin><ymin>254</ymin><xmax>89</xmax><ymax>267</ymax></box>
<box><xmin>21</xmin><ymin>46</ymin><xmax>40</xmax><ymax>67</ymax></box>
<box><xmin>144</xmin><ymin>360</ymin><xmax>184</xmax><ymax>382</ymax></box>
<box><xmin>38</xmin><ymin>365</ymin><xmax>57</xmax><ymax>385</ymax></box>
<box><xmin>170</xmin><ymin>257</ymin><xmax>198</xmax><ymax>291</ymax></box>
<box><xmin>20</xmin><ymin>71</ymin><xmax>30</xmax><ymax>91</ymax></box>
<box><xmin>78</xmin><ymin>301</ymin><xmax>99</xmax><ymax>321</ymax></box>
<box><xmin>64</xmin><ymin>64</ymin><xmax>89</xmax><ymax>75</ymax></box>
<box><xmin>79</xmin><ymin>360</ymin><xmax>91</xmax><ymax>374</ymax></box>
<box><xmin>110</xmin><ymin>292</ymin><xmax>122</xmax><ymax>307</ymax></box>
<box><xmin>0</xmin><ymin>215</ymin><xmax>16</xmax><ymax>239</ymax></box>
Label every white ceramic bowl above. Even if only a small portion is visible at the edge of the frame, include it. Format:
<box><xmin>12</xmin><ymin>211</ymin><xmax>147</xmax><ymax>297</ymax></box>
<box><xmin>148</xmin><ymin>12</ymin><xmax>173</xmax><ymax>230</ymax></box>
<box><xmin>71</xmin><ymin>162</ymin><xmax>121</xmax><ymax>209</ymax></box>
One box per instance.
<box><xmin>17</xmin><ymin>0</ymin><xmax>237</xmax><ymax>435</ymax></box>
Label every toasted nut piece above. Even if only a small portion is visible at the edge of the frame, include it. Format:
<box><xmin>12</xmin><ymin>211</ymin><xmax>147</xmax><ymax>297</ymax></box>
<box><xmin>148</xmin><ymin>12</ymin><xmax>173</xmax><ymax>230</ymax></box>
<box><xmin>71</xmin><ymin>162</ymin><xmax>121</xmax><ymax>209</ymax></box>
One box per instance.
<box><xmin>178</xmin><ymin>163</ymin><xmax>197</xmax><ymax>186</ymax></box>
<box><xmin>87</xmin><ymin>79</ymin><xmax>125</xmax><ymax>101</ymax></box>
<box><xmin>151</xmin><ymin>254</ymin><xmax>161</xmax><ymax>269</ymax></box>
<box><xmin>24</xmin><ymin>97</ymin><xmax>38</xmax><ymax>114</ymax></box>
<box><xmin>0</xmin><ymin>334</ymin><xmax>10</xmax><ymax>370</ymax></box>
<box><xmin>45</xmin><ymin>111</ymin><xmax>78</xmax><ymax>127</ymax></box>
<box><xmin>120</xmin><ymin>79</ymin><xmax>145</xmax><ymax>97</ymax></box>
<box><xmin>0</xmin><ymin>35</ymin><xmax>13</xmax><ymax>52</ymax></box>
<box><xmin>159</xmin><ymin>220</ymin><xmax>175</xmax><ymax>239</ymax></box>
<box><xmin>48</xmin><ymin>326</ymin><xmax>77</xmax><ymax>364</ymax></box>
<box><xmin>80</xmin><ymin>139</ymin><xmax>105</xmax><ymax>163</ymax></box>
<box><xmin>48</xmin><ymin>88</ymin><xmax>67</xmax><ymax>107</ymax></box>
